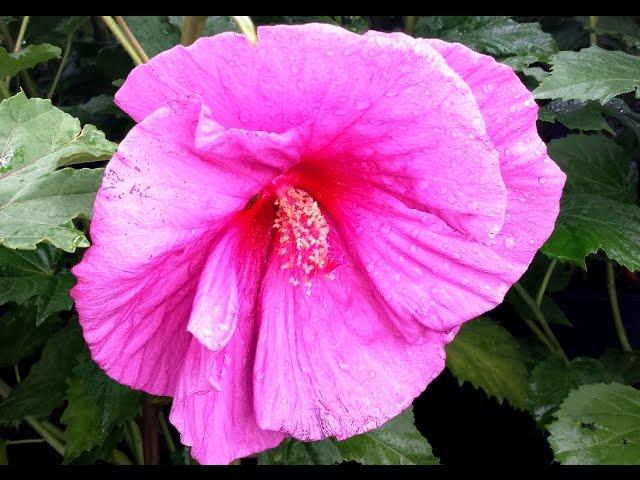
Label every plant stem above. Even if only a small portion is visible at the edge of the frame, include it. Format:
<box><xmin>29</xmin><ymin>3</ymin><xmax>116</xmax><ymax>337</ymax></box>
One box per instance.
<box><xmin>0</xmin><ymin>17</ymin><xmax>12</xmax><ymax>46</ymax></box>
<box><xmin>126</xmin><ymin>420</ymin><xmax>145</xmax><ymax>465</ymax></box>
<box><xmin>13</xmin><ymin>16</ymin><xmax>29</xmax><ymax>53</ymax></box>
<box><xmin>231</xmin><ymin>16</ymin><xmax>257</xmax><ymax>46</ymax></box>
<box><xmin>100</xmin><ymin>16</ymin><xmax>144</xmax><ymax>66</ymax></box>
<box><xmin>514</xmin><ymin>283</ymin><xmax>570</xmax><ymax>365</ymax></box>
<box><xmin>0</xmin><ymin>377</ymin><xmax>66</xmax><ymax>456</ymax></box>
<box><xmin>535</xmin><ymin>258</ymin><xmax>558</xmax><ymax>307</ymax></box>
<box><xmin>24</xmin><ymin>418</ymin><xmax>65</xmax><ymax>455</ymax></box>
<box><xmin>0</xmin><ymin>377</ymin><xmax>136</xmax><ymax>464</ymax></box>
<box><xmin>142</xmin><ymin>394</ymin><xmax>159</xmax><ymax>465</ymax></box>
<box><xmin>40</xmin><ymin>420</ymin><xmax>66</xmax><ymax>442</ymax></box>
<box><xmin>111</xmin><ymin>449</ymin><xmax>134</xmax><ymax>465</ymax></box>
<box><xmin>523</xmin><ymin>316</ymin><xmax>556</xmax><ymax>353</ymax></box>
<box><xmin>115</xmin><ymin>16</ymin><xmax>150</xmax><ymax>63</ymax></box>
<box><xmin>6</xmin><ymin>439</ymin><xmax>45</xmax><ymax>445</ymax></box>
<box><xmin>0</xmin><ymin>80</ymin><xmax>10</xmax><ymax>99</ymax></box>
<box><xmin>0</xmin><ymin>378</ymin><xmax>10</xmax><ymax>397</ymax></box>
<box><xmin>606</xmin><ymin>261</ymin><xmax>632</xmax><ymax>352</ymax></box>
<box><xmin>588</xmin><ymin>16</ymin><xmax>598</xmax><ymax>46</ymax></box>
<box><xmin>403</xmin><ymin>16</ymin><xmax>418</xmax><ymax>35</ymax></box>
<box><xmin>0</xmin><ymin>17</ymin><xmax>38</xmax><ymax>97</ymax></box>
<box><xmin>47</xmin><ymin>32</ymin><xmax>73</xmax><ymax>99</ymax></box>
<box><xmin>12</xmin><ymin>365</ymin><xmax>20</xmax><ymax>383</ymax></box>
<box><xmin>181</xmin><ymin>16</ymin><xmax>208</xmax><ymax>46</ymax></box>
<box><xmin>157</xmin><ymin>409</ymin><xmax>176</xmax><ymax>454</ymax></box>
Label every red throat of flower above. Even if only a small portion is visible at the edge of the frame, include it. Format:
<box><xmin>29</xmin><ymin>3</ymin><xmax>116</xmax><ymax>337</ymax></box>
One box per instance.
<box><xmin>272</xmin><ymin>188</ymin><xmax>334</xmax><ymax>294</ymax></box>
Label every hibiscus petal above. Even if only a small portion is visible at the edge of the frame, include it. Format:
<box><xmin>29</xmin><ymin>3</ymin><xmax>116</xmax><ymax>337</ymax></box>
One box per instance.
<box><xmin>170</xmin><ymin>329</ymin><xmax>284</xmax><ymax>464</ymax></box>
<box><xmin>320</xmin><ymin>37</ymin><xmax>566</xmax><ymax>335</ymax></box>
<box><xmin>116</xmin><ymin>23</ymin><xmax>507</xmax><ymax>242</ymax></box>
<box><xmin>72</xmin><ymin>96</ymin><xmax>300</xmax><ymax>395</ymax></box>
<box><xmin>253</xmin><ymin>228</ymin><xmax>453</xmax><ymax>440</ymax></box>
<box><xmin>424</xmin><ymin>39</ymin><xmax>566</xmax><ymax>298</ymax></box>
<box><xmin>425</xmin><ymin>39</ymin><xmax>566</xmax><ymax>274</ymax></box>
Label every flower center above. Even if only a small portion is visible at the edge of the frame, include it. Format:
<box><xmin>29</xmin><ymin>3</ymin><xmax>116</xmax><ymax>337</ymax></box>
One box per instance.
<box><xmin>273</xmin><ymin>188</ymin><xmax>332</xmax><ymax>294</ymax></box>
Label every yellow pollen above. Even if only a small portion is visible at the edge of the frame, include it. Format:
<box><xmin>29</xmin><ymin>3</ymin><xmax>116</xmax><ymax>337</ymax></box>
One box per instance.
<box><xmin>273</xmin><ymin>188</ymin><xmax>331</xmax><ymax>294</ymax></box>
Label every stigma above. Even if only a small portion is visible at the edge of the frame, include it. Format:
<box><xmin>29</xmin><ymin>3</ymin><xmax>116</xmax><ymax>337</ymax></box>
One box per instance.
<box><xmin>273</xmin><ymin>188</ymin><xmax>333</xmax><ymax>294</ymax></box>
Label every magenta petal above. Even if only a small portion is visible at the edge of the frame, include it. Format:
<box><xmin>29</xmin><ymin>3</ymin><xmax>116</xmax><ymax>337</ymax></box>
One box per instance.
<box><xmin>426</xmin><ymin>39</ymin><xmax>566</xmax><ymax>286</ymax></box>
<box><xmin>253</xmin><ymin>229</ymin><xmax>452</xmax><ymax>440</ymax></box>
<box><xmin>170</xmin><ymin>335</ymin><xmax>284</xmax><ymax>465</ymax></box>
<box><xmin>116</xmin><ymin>24</ymin><xmax>508</xmax><ymax>241</ymax></box>
<box><xmin>71</xmin><ymin>95</ymin><xmax>299</xmax><ymax>395</ymax></box>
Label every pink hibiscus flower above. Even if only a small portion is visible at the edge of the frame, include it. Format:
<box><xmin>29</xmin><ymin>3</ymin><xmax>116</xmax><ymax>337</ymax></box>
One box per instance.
<box><xmin>71</xmin><ymin>24</ymin><xmax>565</xmax><ymax>464</ymax></box>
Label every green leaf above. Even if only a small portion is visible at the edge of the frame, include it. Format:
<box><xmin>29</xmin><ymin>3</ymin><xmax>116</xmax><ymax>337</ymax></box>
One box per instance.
<box><xmin>446</xmin><ymin>317</ymin><xmax>528</xmax><ymax>409</ymax></box>
<box><xmin>69</xmin><ymin>428</ymin><xmax>125</xmax><ymax>465</ymax></box>
<box><xmin>0</xmin><ymin>44</ymin><xmax>61</xmax><ymax>78</ymax></box>
<box><xmin>548</xmin><ymin>134</ymin><xmax>637</xmax><ymax>203</ymax></box>
<box><xmin>583</xmin><ymin>16</ymin><xmax>640</xmax><ymax>49</ymax></box>
<box><xmin>527</xmin><ymin>355</ymin><xmax>620</xmax><ymax>425</ymax></box>
<box><xmin>258</xmin><ymin>438</ymin><xmax>341</xmax><ymax>465</ymax></box>
<box><xmin>123</xmin><ymin>16</ymin><xmax>181</xmax><ymax>58</ymax></box>
<box><xmin>541</xmin><ymin>193</ymin><xmax>640</xmax><ymax>270</ymax></box>
<box><xmin>501</xmin><ymin>54</ymin><xmax>540</xmax><ymax>71</ymax></box>
<box><xmin>603</xmin><ymin>98</ymin><xmax>640</xmax><ymax>140</ymax></box>
<box><xmin>415</xmin><ymin>16</ymin><xmax>557</xmax><ymax>57</ymax></box>
<box><xmin>548</xmin><ymin>383</ymin><xmax>640</xmax><ymax>464</ymax></box>
<box><xmin>336</xmin><ymin>408</ymin><xmax>438</xmax><ymax>465</ymax></box>
<box><xmin>540</xmin><ymin>101</ymin><xmax>613</xmax><ymax>133</ymax></box>
<box><xmin>168</xmin><ymin>16</ymin><xmax>239</xmax><ymax>37</ymax></box>
<box><xmin>62</xmin><ymin>94</ymin><xmax>127</xmax><ymax>125</ymax></box>
<box><xmin>0</xmin><ymin>304</ymin><xmax>64</xmax><ymax>367</ymax></box>
<box><xmin>599</xmin><ymin>349</ymin><xmax>640</xmax><ymax>385</ymax></box>
<box><xmin>534</xmin><ymin>46</ymin><xmax>640</xmax><ymax>104</ymax></box>
<box><xmin>0</xmin><ymin>244</ymin><xmax>74</xmax><ymax>323</ymax></box>
<box><xmin>0</xmin><ymin>92</ymin><xmax>115</xmax><ymax>252</ymax></box>
<box><xmin>61</xmin><ymin>352</ymin><xmax>141</xmax><ymax>462</ymax></box>
<box><xmin>0</xmin><ymin>321</ymin><xmax>83</xmax><ymax>424</ymax></box>
<box><xmin>259</xmin><ymin>409</ymin><xmax>438</xmax><ymax>465</ymax></box>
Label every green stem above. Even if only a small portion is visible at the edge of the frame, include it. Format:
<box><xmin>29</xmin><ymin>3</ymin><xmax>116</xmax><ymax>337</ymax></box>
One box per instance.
<box><xmin>535</xmin><ymin>258</ymin><xmax>558</xmax><ymax>307</ymax></box>
<box><xmin>47</xmin><ymin>32</ymin><xmax>73</xmax><ymax>99</ymax></box>
<box><xmin>158</xmin><ymin>410</ymin><xmax>176</xmax><ymax>455</ymax></box>
<box><xmin>40</xmin><ymin>420</ymin><xmax>66</xmax><ymax>442</ymax></box>
<box><xmin>0</xmin><ymin>17</ymin><xmax>38</xmax><ymax>97</ymax></box>
<box><xmin>24</xmin><ymin>417</ymin><xmax>65</xmax><ymax>456</ymax></box>
<box><xmin>0</xmin><ymin>377</ymin><xmax>65</xmax><ymax>456</ymax></box>
<box><xmin>13</xmin><ymin>16</ymin><xmax>29</xmax><ymax>53</ymax></box>
<box><xmin>606</xmin><ymin>261</ymin><xmax>632</xmax><ymax>352</ymax></box>
<box><xmin>111</xmin><ymin>449</ymin><xmax>134</xmax><ymax>465</ymax></box>
<box><xmin>6</xmin><ymin>439</ymin><xmax>45</xmax><ymax>445</ymax></box>
<box><xmin>523</xmin><ymin>316</ymin><xmax>555</xmax><ymax>353</ymax></box>
<box><xmin>403</xmin><ymin>16</ymin><xmax>418</xmax><ymax>35</ymax></box>
<box><xmin>0</xmin><ymin>377</ymin><xmax>11</xmax><ymax>398</ymax></box>
<box><xmin>126</xmin><ymin>420</ymin><xmax>145</xmax><ymax>465</ymax></box>
<box><xmin>588</xmin><ymin>16</ymin><xmax>598</xmax><ymax>46</ymax></box>
<box><xmin>0</xmin><ymin>17</ymin><xmax>12</xmax><ymax>46</ymax></box>
<box><xmin>231</xmin><ymin>16</ymin><xmax>257</xmax><ymax>46</ymax></box>
<box><xmin>0</xmin><ymin>76</ymin><xmax>11</xmax><ymax>98</ymax></box>
<box><xmin>101</xmin><ymin>16</ymin><xmax>143</xmax><ymax>66</ymax></box>
<box><xmin>115</xmin><ymin>16</ymin><xmax>150</xmax><ymax>63</ymax></box>
<box><xmin>12</xmin><ymin>365</ymin><xmax>20</xmax><ymax>383</ymax></box>
<box><xmin>181</xmin><ymin>16</ymin><xmax>208</xmax><ymax>46</ymax></box>
<box><xmin>514</xmin><ymin>283</ymin><xmax>570</xmax><ymax>365</ymax></box>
